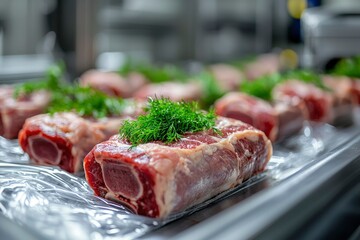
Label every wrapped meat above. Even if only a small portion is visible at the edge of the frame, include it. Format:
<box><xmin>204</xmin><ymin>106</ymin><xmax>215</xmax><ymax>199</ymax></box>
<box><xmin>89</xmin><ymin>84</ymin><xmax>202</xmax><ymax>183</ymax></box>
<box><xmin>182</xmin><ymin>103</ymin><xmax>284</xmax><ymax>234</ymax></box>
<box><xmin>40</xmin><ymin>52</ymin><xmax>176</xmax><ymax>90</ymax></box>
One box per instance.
<box><xmin>0</xmin><ymin>86</ymin><xmax>51</xmax><ymax>139</ymax></box>
<box><xmin>214</xmin><ymin>92</ymin><xmax>278</xmax><ymax>141</ymax></box>
<box><xmin>273</xmin><ymin>80</ymin><xmax>353</xmax><ymax>126</ymax></box>
<box><xmin>84</xmin><ymin>117</ymin><xmax>272</xmax><ymax>218</ymax></box>
<box><xmin>214</xmin><ymin>92</ymin><xmax>306</xmax><ymax>142</ymax></box>
<box><xmin>19</xmin><ymin>100</ymin><xmax>144</xmax><ymax>173</ymax></box>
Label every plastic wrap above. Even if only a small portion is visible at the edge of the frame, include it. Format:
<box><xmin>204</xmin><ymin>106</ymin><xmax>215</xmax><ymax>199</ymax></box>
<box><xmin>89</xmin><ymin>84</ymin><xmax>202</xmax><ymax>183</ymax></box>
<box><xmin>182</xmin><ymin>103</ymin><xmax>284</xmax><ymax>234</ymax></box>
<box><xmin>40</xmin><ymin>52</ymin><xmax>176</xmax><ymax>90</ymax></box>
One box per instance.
<box><xmin>0</xmin><ymin>121</ymin><xmax>358</xmax><ymax>240</ymax></box>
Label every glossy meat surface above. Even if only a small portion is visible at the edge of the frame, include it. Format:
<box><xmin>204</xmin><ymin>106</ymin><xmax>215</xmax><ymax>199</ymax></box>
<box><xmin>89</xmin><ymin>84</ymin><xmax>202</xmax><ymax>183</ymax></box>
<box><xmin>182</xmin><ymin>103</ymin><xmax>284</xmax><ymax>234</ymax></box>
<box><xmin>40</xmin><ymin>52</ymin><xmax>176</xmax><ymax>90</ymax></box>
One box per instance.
<box><xmin>84</xmin><ymin>117</ymin><xmax>272</xmax><ymax>218</ymax></box>
<box><xmin>215</xmin><ymin>92</ymin><xmax>278</xmax><ymax>141</ymax></box>
<box><xmin>273</xmin><ymin>80</ymin><xmax>333</xmax><ymax>123</ymax></box>
<box><xmin>19</xmin><ymin>112</ymin><xmax>132</xmax><ymax>173</ymax></box>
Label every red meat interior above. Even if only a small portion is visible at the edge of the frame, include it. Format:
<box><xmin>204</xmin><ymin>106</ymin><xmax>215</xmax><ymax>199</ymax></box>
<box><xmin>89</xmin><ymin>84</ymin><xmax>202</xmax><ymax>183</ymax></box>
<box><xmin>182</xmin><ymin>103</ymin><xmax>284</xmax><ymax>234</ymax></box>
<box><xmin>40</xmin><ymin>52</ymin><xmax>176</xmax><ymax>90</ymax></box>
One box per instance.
<box><xmin>29</xmin><ymin>136</ymin><xmax>61</xmax><ymax>165</ymax></box>
<box><xmin>223</xmin><ymin>110</ymin><xmax>254</xmax><ymax>126</ymax></box>
<box><xmin>304</xmin><ymin>97</ymin><xmax>326</xmax><ymax>121</ymax></box>
<box><xmin>102</xmin><ymin>161</ymin><xmax>142</xmax><ymax>199</ymax></box>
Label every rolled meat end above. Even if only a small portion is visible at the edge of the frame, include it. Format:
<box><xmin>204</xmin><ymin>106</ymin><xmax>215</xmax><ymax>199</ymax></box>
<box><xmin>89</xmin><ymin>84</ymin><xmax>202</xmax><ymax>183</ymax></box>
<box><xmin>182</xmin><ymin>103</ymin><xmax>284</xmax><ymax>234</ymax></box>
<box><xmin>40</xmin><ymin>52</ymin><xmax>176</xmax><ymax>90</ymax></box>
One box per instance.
<box><xmin>84</xmin><ymin>117</ymin><xmax>272</xmax><ymax>218</ymax></box>
<box><xmin>19</xmin><ymin>113</ymin><xmax>105</xmax><ymax>172</ymax></box>
<box><xmin>18</xmin><ymin>98</ymin><xmax>145</xmax><ymax>173</ymax></box>
<box><xmin>0</xmin><ymin>88</ymin><xmax>51</xmax><ymax>139</ymax></box>
<box><xmin>134</xmin><ymin>81</ymin><xmax>203</xmax><ymax>102</ymax></box>
<box><xmin>80</xmin><ymin>70</ymin><xmax>148</xmax><ymax>98</ymax></box>
<box><xmin>18</xmin><ymin>112</ymin><xmax>131</xmax><ymax>173</ymax></box>
<box><xmin>214</xmin><ymin>92</ymin><xmax>278</xmax><ymax>142</ymax></box>
<box><xmin>272</xmin><ymin>80</ymin><xmax>334</xmax><ymax>123</ymax></box>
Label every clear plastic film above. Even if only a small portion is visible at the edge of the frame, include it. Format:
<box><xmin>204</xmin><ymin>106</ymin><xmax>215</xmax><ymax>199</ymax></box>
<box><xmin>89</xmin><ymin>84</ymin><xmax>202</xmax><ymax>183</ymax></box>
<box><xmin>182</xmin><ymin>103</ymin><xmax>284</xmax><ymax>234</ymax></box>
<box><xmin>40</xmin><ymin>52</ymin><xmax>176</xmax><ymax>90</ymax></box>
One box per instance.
<box><xmin>0</xmin><ymin>120</ymin><xmax>359</xmax><ymax>240</ymax></box>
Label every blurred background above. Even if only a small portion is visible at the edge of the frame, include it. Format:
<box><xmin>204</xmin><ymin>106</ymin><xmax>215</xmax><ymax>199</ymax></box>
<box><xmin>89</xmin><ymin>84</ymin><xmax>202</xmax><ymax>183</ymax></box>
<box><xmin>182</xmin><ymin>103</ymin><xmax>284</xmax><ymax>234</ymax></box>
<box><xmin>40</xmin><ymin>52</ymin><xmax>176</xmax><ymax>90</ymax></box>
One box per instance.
<box><xmin>0</xmin><ymin>0</ymin><xmax>359</xmax><ymax>81</ymax></box>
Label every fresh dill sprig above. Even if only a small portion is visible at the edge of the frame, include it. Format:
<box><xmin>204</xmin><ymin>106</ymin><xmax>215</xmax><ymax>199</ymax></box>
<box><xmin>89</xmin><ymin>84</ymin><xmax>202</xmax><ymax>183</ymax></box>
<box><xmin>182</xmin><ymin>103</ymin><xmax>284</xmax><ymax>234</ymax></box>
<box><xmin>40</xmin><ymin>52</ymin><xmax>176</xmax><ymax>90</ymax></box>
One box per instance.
<box><xmin>118</xmin><ymin>60</ymin><xmax>188</xmax><ymax>83</ymax></box>
<box><xmin>14</xmin><ymin>63</ymin><xmax>64</xmax><ymax>97</ymax></box>
<box><xmin>240</xmin><ymin>70</ymin><xmax>330</xmax><ymax>101</ymax></box>
<box><xmin>240</xmin><ymin>73</ymin><xmax>283</xmax><ymax>101</ymax></box>
<box><xmin>229</xmin><ymin>55</ymin><xmax>257</xmax><ymax>70</ymax></box>
<box><xmin>282</xmin><ymin>69</ymin><xmax>329</xmax><ymax>90</ymax></box>
<box><xmin>48</xmin><ymin>85</ymin><xmax>125</xmax><ymax>118</ymax></box>
<box><xmin>331</xmin><ymin>56</ymin><xmax>360</xmax><ymax>78</ymax></box>
<box><xmin>14</xmin><ymin>63</ymin><xmax>125</xmax><ymax>118</ymax></box>
<box><xmin>196</xmin><ymin>71</ymin><xmax>225</xmax><ymax>108</ymax></box>
<box><xmin>119</xmin><ymin>98</ymin><xmax>217</xmax><ymax>146</ymax></box>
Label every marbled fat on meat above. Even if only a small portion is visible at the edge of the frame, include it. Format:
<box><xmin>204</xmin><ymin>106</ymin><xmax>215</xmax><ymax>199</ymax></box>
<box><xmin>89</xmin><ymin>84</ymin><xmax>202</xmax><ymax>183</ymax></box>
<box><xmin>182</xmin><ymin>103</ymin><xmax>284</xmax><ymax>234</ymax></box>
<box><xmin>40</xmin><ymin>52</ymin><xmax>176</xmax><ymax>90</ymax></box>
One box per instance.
<box><xmin>84</xmin><ymin>117</ymin><xmax>272</xmax><ymax>218</ymax></box>
<box><xmin>215</xmin><ymin>92</ymin><xmax>279</xmax><ymax>141</ymax></box>
<box><xmin>273</xmin><ymin>79</ymin><xmax>354</xmax><ymax>126</ymax></box>
<box><xmin>18</xmin><ymin>99</ymin><xmax>144</xmax><ymax>173</ymax></box>
<box><xmin>19</xmin><ymin>113</ymin><xmax>131</xmax><ymax>173</ymax></box>
<box><xmin>273</xmin><ymin>80</ymin><xmax>333</xmax><ymax>122</ymax></box>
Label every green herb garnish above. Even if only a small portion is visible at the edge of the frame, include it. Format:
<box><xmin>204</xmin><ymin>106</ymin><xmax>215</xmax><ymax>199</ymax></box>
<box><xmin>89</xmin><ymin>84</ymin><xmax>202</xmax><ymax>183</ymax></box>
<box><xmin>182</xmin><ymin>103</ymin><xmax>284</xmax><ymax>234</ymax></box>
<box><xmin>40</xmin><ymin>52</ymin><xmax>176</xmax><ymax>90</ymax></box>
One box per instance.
<box><xmin>282</xmin><ymin>69</ymin><xmax>328</xmax><ymax>90</ymax></box>
<box><xmin>229</xmin><ymin>55</ymin><xmax>257</xmax><ymax>70</ymax></box>
<box><xmin>14</xmin><ymin>63</ymin><xmax>64</xmax><ymax>97</ymax></box>
<box><xmin>240</xmin><ymin>73</ymin><xmax>283</xmax><ymax>101</ymax></box>
<box><xmin>196</xmin><ymin>71</ymin><xmax>225</xmax><ymax>108</ymax></box>
<box><xmin>331</xmin><ymin>56</ymin><xmax>360</xmax><ymax>78</ymax></box>
<box><xmin>119</xmin><ymin>98</ymin><xmax>218</xmax><ymax>146</ymax></box>
<box><xmin>48</xmin><ymin>85</ymin><xmax>125</xmax><ymax>118</ymax></box>
<box><xmin>240</xmin><ymin>70</ymin><xmax>330</xmax><ymax>101</ymax></box>
<box><xmin>14</xmin><ymin>63</ymin><xmax>125</xmax><ymax>118</ymax></box>
<box><xmin>118</xmin><ymin>60</ymin><xmax>187</xmax><ymax>83</ymax></box>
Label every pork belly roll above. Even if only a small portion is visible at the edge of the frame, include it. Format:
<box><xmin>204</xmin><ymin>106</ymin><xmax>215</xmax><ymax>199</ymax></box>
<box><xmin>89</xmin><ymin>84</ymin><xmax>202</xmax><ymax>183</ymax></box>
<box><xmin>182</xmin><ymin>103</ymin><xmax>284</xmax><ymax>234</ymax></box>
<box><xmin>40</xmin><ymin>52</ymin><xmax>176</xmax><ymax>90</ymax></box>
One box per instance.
<box><xmin>0</xmin><ymin>86</ymin><xmax>51</xmax><ymax>139</ymax></box>
<box><xmin>214</xmin><ymin>92</ymin><xmax>279</xmax><ymax>141</ymax></box>
<box><xmin>19</xmin><ymin>112</ymin><xmax>136</xmax><ymax>173</ymax></box>
<box><xmin>84</xmin><ymin>117</ymin><xmax>272</xmax><ymax>218</ymax></box>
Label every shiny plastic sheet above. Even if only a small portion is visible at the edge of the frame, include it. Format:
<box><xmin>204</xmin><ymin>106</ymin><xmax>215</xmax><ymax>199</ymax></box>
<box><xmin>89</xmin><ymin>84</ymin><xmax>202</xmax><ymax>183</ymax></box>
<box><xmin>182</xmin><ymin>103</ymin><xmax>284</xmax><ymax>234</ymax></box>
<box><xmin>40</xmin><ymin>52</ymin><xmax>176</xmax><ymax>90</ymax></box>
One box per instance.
<box><xmin>0</xmin><ymin>121</ymin><xmax>357</xmax><ymax>240</ymax></box>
